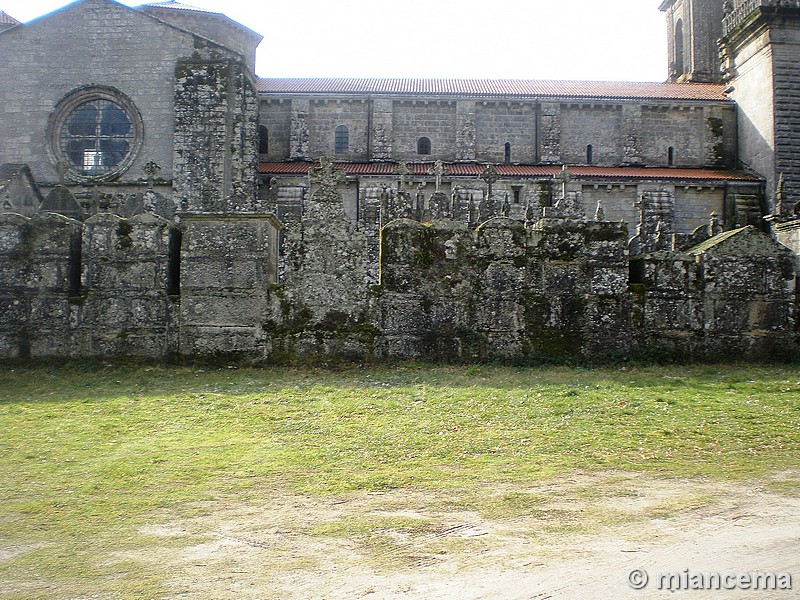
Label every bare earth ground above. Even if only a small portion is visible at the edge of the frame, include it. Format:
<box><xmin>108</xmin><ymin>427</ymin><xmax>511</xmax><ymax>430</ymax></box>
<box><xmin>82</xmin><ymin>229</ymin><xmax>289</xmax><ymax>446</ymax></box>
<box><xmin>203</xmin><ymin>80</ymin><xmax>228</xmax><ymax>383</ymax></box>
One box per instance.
<box><xmin>92</xmin><ymin>471</ymin><xmax>800</xmax><ymax>600</ymax></box>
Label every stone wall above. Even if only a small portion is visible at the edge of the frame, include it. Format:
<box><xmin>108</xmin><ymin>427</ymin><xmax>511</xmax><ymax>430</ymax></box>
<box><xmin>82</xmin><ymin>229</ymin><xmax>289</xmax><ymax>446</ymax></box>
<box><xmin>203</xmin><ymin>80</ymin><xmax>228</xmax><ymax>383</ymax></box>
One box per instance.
<box><xmin>173</xmin><ymin>56</ymin><xmax>259</xmax><ymax>213</ymax></box>
<box><xmin>0</xmin><ymin>212</ymin><xmax>79</xmax><ymax>358</ymax></box>
<box><xmin>0</xmin><ymin>0</ymin><xmax>193</xmax><ymax>186</ymax></box>
<box><xmin>307</xmin><ymin>100</ymin><xmax>371</xmax><ymax>161</ymax></box>
<box><xmin>0</xmin><ymin>200</ymin><xmax>796</xmax><ymax>362</ymax></box>
<box><xmin>661</xmin><ymin>0</ymin><xmax>725</xmax><ymax>82</ymax></box>
<box><xmin>179</xmin><ymin>214</ymin><xmax>280</xmax><ymax>359</ymax></box>
<box><xmin>723</xmin><ymin>4</ymin><xmax>800</xmax><ymax>214</ymax></box>
<box><xmin>264</xmin><ymin>162</ymin><xmax>379</xmax><ymax>360</ymax></box>
<box><xmin>474</xmin><ymin>102</ymin><xmax>537</xmax><ymax>164</ymax></box>
<box><xmin>376</xmin><ymin>210</ymin><xmax>635</xmax><ymax>361</ymax></box>
<box><xmin>376</xmin><ymin>217</ymin><xmax>796</xmax><ymax>362</ymax></box>
<box><xmin>0</xmin><ymin>210</ymin><xmax>281</xmax><ymax>360</ymax></box>
<box><xmin>259</xmin><ymin>96</ymin><xmax>738</xmax><ymax>168</ymax></box>
<box><xmin>78</xmin><ymin>212</ymin><xmax>178</xmax><ymax>357</ymax></box>
<box><xmin>632</xmin><ymin>226</ymin><xmax>797</xmax><ymax>358</ymax></box>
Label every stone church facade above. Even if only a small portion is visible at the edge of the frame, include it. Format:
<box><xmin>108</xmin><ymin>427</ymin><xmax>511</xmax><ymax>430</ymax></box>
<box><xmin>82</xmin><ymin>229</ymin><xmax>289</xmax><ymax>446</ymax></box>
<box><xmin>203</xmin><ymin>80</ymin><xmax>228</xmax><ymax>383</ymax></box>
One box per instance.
<box><xmin>0</xmin><ymin>0</ymin><xmax>798</xmax><ymax>361</ymax></box>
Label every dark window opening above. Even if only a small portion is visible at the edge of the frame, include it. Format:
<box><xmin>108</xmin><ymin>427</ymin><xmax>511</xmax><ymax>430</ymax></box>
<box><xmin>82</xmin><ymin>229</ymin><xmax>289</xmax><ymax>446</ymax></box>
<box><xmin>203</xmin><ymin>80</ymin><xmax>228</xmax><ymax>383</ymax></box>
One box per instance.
<box><xmin>675</xmin><ymin>20</ymin><xmax>685</xmax><ymax>77</ymax></box>
<box><xmin>334</xmin><ymin>125</ymin><xmax>349</xmax><ymax>154</ymax></box>
<box><xmin>68</xmin><ymin>229</ymin><xmax>82</xmax><ymax>300</ymax></box>
<box><xmin>586</xmin><ymin>144</ymin><xmax>593</xmax><ymax>165</ymax></box>
<box><xmin>504</xmin><ymin>142</ymin><xmax>512</xmax><ymax>164</ymax></box>
<box><xmin>513</xmin><ymin>188</ymin><xmax>521</xmax><ymax>204</ymax></box>
<box><xmin>629</xmin><ymin>258</ymin><xmax>645</xmax><ymax>285</ymax></box>
<box><xmin>417</xmin><ymin>137</ymin><xmax>431</xmax><ymax>155</ymax></box>
<box><xmin>258</xmin><ymin>125</ymin><xmax>269</xmax><ymax>155</ymax></box>
<box><xmin>668</xmin><ymin>146</ymin><xmax>675</xmax><ymax>166</ymax></box>
<box><xmin>167</xmin><ymin>228</ymin><xmax>182</xmax><ymax>297</ymax></box>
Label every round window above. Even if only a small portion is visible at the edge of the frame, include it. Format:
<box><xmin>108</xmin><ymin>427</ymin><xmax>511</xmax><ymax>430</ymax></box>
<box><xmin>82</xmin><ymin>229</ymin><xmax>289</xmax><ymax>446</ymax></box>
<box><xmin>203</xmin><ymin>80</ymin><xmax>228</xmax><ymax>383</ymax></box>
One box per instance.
<box><xmin>49</xmin><ymin>87</ymin><xmax>143</xmax><ymax>182</ymax></box>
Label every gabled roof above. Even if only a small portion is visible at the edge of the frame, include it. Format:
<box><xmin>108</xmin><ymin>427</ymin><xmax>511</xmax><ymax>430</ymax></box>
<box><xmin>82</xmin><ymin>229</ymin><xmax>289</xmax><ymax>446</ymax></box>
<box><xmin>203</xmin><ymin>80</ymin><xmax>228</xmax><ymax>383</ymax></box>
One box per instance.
<box><xmin>139</xmin><ymin>0</ymin><xmax>262</xmax><ymax>43</ymax></box>
<box><xmin>687</xmin><ymin>225</ymin><xmax>792</xmax><ymax>257</ymax></box>
<box><xmin>256</xmin><ymin>78</ymin><xmax>730</xmax><ymax>102</ymax></box>
<box><xmin>0</xmin><ymin>163</ymin><xmax>44</xmax><ymax>215</ymax></box>
<box><xmin>0</xmin><ymin>10</ymin><xmax>21</xmax><ymax>25</ymax></box>
<box><xmin>0</xmin><ymin>163</ymin><xmax>32</xmax><ymax>182</ymax></box>
<box><xmin>258</xmin><ymin>162</ymin><xmax>759</xmax><ymax>182</ymax></box>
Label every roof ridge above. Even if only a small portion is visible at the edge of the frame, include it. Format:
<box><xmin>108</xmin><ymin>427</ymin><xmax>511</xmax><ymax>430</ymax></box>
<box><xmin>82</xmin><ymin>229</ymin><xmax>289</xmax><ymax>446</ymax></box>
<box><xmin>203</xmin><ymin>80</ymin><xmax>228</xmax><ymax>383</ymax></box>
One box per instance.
<box><xmin>256</xmin><ymin>77</ymin><xmax>729</xmax><ymax>102</ymax></box>
<box><xmin>687</xmin><ymin>226</ymin><xmax>754</xmax><ymax>254</ymax></box>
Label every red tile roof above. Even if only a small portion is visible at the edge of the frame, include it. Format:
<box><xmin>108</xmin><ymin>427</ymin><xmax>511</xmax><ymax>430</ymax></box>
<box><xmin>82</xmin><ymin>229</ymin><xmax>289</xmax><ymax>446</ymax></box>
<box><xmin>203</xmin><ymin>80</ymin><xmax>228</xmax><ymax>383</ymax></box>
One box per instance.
<box><xmin>256</xmin><ymin>78</ymin><xmax>730</xmax><ymax>102</ymax></box>
<box><xmin>0</xmin><ymin>11</ymin><xmax>21</xmax><ymax>25</ymax></box>
<box><xmin>259</xmin><ymin>162</ymin><xmax>759</xmax><ymax>182</ymax></box>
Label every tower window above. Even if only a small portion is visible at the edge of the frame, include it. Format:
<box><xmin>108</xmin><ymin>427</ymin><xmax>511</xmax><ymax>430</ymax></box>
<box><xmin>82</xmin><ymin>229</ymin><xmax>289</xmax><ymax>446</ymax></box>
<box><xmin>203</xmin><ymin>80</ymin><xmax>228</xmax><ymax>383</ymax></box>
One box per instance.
<box><xmin>504</xmin><ymin>142</ymin><xmax>511</xmax><ymax>164</ymax></box>
<box><xmin>417</xmin><ymin>137</ymin><xmax>431</xmax><ymax>155</ymax></box>
<box><xmin>334</xmin><ymin>125</ymin><xmax>349</xmax><ymax>154</ymax></box>
<box><xmin>586</xmin><ymin>144</ymin><xmax>593</xmax><ymax>165</ymax></box>
<box><xmin>668</xmin><ymin>146</ymin><xmax>675</xmax><ymax>166</ymax></box>
<box><xmin>675</xmin><ymin>20</ymin><xmax>685</xmax><ymax>77</ymax></box>
<box><xmin>258</xmin><ymin>125</ymin><xmax>269</xmax><ymax>155</ymax></box>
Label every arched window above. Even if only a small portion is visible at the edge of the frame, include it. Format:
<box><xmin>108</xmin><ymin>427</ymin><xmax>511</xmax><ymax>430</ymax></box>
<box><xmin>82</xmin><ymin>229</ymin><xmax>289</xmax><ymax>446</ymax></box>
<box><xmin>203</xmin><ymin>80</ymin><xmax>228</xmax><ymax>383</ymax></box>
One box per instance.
<box><xmin>417</xmin><ymin>137</ymin><xmax>431</xmax><ymax>155</ymax></box>
<box><xmin>334</xmin><ymin>125</ymin><xmax>349</xmax><ymax>154</ymax></box>
<box><xmin>586</xmin><ymin>144</ymin><xmax>593</xmax><ymax>165</ymax></box>
<box><xmin>675</xmin><ymin>20</ymin><xmax>685</xmax><ymax>77</ymax></box>
<box><xmin>258</xmin><ymin>125</ymin><xmax>269</xmax><ymax>155</ymax></box>
<box><xmin>504</xmin><ymin>142</ymin><xmax>511</xmax><ymax>164</ymax></box>
<box><xmin>668</xmin><ymin>146</ymin><xmax>675</xmax><ymax>166</ymax></box>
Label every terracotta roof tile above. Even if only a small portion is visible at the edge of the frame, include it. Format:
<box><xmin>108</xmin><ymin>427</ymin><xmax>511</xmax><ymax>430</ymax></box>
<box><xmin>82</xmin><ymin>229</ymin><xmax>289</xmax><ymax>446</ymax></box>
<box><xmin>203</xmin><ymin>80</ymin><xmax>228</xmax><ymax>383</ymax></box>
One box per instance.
<box><xmin>258</xmin><ymin>162</ymin><xmax>759</xmax><ymax>182</ymax></box>
<box><xmin>256</xmin><ymin>78</ymin><xmax>730</xmax><ymax>102</ymax></box>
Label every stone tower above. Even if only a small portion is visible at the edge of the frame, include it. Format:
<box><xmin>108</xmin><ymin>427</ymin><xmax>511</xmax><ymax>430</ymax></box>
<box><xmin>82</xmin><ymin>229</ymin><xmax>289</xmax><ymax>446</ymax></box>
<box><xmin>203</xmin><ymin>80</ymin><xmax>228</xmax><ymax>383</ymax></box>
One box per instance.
<box><xmin>720</xmin><ymin>1</ymin><xmax>800</xmax><ymax>214</ymax></box>
<box><xmin>660</xmin><ymin>0</ymin><xmax>725</xmax><ymax>82</ymax></box>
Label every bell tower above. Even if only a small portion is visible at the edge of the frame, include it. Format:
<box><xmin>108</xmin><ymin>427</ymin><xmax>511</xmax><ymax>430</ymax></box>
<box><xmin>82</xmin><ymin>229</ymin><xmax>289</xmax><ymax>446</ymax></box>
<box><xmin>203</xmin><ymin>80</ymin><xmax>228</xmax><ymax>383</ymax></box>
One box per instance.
<box><xmin>660</xmin><ymin>0</ymin><xmax>725</xmax><ymax>82</ymax></box>
<box><xmin>720</xmin><ymin>1</ymin><xmax>800</xmax><ymax>215</ymax></box>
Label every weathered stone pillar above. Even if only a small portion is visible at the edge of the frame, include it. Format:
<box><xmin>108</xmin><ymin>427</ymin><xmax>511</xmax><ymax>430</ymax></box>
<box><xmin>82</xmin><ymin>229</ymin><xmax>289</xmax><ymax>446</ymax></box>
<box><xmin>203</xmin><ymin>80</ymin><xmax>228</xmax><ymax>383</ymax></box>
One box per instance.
<box><xmin>179</xmin><ymin>213</ymin><xmax>281</xmax><ymax>359</ymax></box>
<box><xmin>289</xmin><ymin>98</ymin><xmax>311</xmax><ymax>161</ymax></box>
<box><xmin>703</xmin><ymin>105</ymin><xmax>727</xmax><ymax>167</ymax></box>
<box><xmin>0</xmin><ymin>212</ymin><xmax>81</xmax><ymax>358</ymax></box>
<box><xmin>622</xmin><ymin>104</ymin><xmax>642</xmax><ymax>165</ymax></box>
<box><xmin>173</xmin><ymin>57</ymin><xmax>259</xmax><ymax>213</ymax></box>
<box><xmin>78</xmin><ymin>213</ymin><xmax>178</xmax><ymax>357</ymax></box>
<box><xmin>370</xmin><ymin>98</ymin><xmax>393</xmax><ymax>161</ymax></box>
<box><xmin>456</xmin><ymin>100</ymin><xmax>477</xmax><ymax>162</ymax></box>
<box><xmin>539</xmin><ymin>102</ymin><xmax>561</xmax><ymax>163</ymax></box>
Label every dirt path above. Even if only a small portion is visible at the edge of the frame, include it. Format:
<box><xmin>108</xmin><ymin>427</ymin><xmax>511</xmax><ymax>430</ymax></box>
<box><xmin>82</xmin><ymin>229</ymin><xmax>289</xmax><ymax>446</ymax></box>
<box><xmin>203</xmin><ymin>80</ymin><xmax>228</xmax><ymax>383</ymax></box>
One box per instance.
<box><xmin>127</xmin><ymin>472</ymin><xmax>800</xmax><ymax>599</ymax></box>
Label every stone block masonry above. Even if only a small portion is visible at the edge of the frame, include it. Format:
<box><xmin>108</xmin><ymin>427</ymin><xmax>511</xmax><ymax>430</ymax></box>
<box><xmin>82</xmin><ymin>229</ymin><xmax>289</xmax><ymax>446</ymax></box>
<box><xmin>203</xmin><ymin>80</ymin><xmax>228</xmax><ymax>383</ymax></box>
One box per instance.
<box><xmin>375</xmin><ymin>215</ymin><xmax>797</xmax><ymax>362</ymax></box>
<box><xmin>173</xmin><ymin>54</ymin><xmax>259</xmax><ymax>214</ymax></box>
<box><xmin>1</xmin><ymin>0</ymin><xmax>800</xmax><ymax>364</ymax></box>
<box><xmin>0</xmin><ymin>212</ymin><xmax>79</xmax><ymax>358</ymax></box>
<box><xmin>0</xmin><ymin>210</ymin><xmax>281</xmax><ymax>360</ymax></box>
<box><xmin>77</xmin><ymin>213</ymin><xmax>178</xmax><ymax>357</ymax></box>
<box><xmin>377</xmin><ymin>214</ymin><xmax>633</xmax><ymax>361</ymax></box>
<box><xmin>179</xmin><ymin>214</ymin><xmax>280</xmax><ymax>359</ymax></box>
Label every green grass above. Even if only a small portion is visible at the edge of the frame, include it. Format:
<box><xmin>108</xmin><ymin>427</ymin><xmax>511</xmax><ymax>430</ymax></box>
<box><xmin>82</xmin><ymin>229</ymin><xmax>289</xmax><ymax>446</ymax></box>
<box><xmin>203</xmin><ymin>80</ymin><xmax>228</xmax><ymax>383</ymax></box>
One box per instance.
<box><xmin>0</xmin><ymin>361</ymin><xmax>799</xmax><ymax>597</ymax></box>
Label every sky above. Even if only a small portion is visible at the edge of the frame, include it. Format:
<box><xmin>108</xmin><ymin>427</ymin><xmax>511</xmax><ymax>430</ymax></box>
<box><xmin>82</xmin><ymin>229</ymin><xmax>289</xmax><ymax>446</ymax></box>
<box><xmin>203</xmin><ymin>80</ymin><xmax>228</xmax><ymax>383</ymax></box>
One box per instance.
<box><xmin>0</xmin><ymin>0</ymin><xmax>669</xmax><ymax>81</ymax></box>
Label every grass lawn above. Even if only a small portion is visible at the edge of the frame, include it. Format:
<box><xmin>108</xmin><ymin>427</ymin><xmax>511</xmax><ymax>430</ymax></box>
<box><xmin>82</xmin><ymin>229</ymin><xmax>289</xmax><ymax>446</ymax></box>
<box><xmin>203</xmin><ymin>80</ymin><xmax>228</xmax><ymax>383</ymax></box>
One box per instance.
<box><xmin>0</xmin><ymin>361</ymin><xmax>799</xmax><ymax>597</ymax></box>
